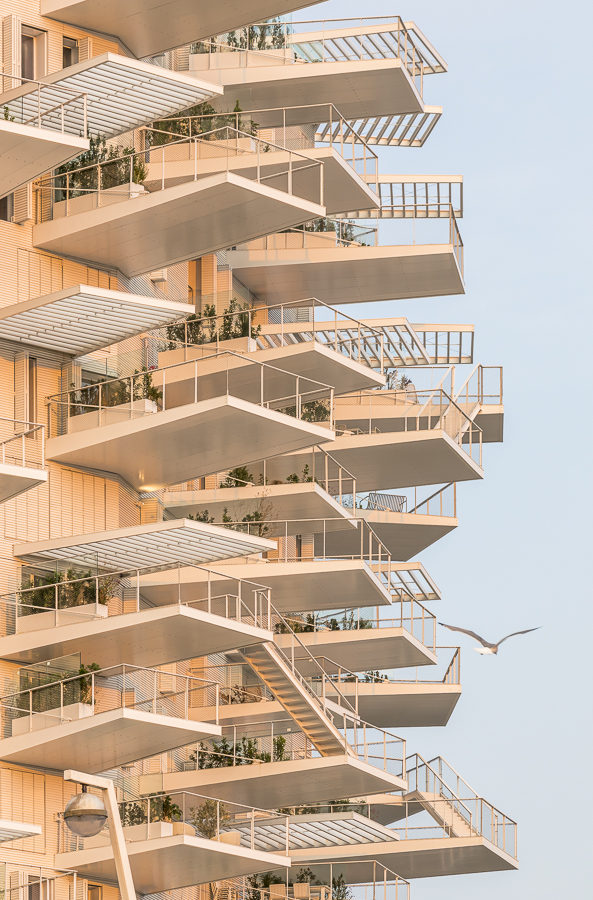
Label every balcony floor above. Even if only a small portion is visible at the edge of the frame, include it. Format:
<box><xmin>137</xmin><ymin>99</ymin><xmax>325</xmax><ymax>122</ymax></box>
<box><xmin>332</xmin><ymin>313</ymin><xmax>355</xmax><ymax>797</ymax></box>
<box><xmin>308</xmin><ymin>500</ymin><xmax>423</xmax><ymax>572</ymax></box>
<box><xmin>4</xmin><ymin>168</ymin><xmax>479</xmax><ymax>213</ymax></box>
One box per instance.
<box><xmin>275</xmin><ymin>627</ymin><xmax>437</xmax><ymax>671</ymax></box>
<box><xmin>138</xmin><ymin>560</ymin><xmax>393</xmax><ymax>612</ymax></box>
<box><xmin>226</xmin><ymin>243</ymin><xmax>464</xmax><ymax>305</ymax></box>
<box><xmin>0</xmin><ymin>463</ymin><xmax>48</xmax><ymax>504</ymax></box>
<box><xmin>0</xmin><ymin>604</ymin><xmax>272</xmax><ymax>668</ymax></box>
<box><xmin>154</xmin><ymin>755</ymin><xmax>406</xmax><ymax>809</ymax></box>
<box><xmin>200</xmin><ymin>58</ymin><xmax>423</xmax><ymax>120</ymax></box>
<box><xmin>335</xmin><ymin>681</ymin><xmax>462</xmax><ymax>728</ymax></box>
<box><xmin>33</xmin><ymin>172</ymin><xmax>325</xmax><ymax>278</ymax></box>
<box><xmin>0</xmin><ymin>121</ymin><xmax>88</xmax><ymax>198</ymax></box>
<box><xmin>0</xmin><ymin>707</ymin><xmax>221</xmax><ymax>773</ymax></box>
<box><xmin>56</xmin><ymin>833</ymin><xmax>291</xmax><ymax>893</ymax></box>
<box><xmin>45</xmin><ymin>395</ymin><xmax>332</xmax><ymax>491</ymax></box>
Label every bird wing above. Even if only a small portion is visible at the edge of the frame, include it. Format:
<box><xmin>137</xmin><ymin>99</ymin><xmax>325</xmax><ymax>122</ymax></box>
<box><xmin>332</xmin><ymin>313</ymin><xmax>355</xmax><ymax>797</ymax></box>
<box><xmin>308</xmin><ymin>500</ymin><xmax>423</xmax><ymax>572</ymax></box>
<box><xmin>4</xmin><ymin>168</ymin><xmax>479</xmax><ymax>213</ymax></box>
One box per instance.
<box><xmin>438</xmin><ymin>622</ymin><xmax>493</xmax><ymax>648</ymax></box>
<box><xmin>496</xmin><ymin>627</ymin><xmax>541</xmax><ymax>647</ymax></box>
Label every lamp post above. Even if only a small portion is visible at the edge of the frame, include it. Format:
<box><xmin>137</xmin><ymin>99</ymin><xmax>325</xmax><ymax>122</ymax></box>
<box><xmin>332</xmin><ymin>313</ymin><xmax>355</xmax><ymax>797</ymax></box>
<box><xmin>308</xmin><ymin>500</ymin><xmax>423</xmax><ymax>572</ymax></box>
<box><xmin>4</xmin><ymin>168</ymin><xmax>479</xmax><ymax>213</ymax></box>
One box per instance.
<box><xmin>63</xmin><ymin>769</ymin><xmax>136</xmax><ymax>900</ymax></box>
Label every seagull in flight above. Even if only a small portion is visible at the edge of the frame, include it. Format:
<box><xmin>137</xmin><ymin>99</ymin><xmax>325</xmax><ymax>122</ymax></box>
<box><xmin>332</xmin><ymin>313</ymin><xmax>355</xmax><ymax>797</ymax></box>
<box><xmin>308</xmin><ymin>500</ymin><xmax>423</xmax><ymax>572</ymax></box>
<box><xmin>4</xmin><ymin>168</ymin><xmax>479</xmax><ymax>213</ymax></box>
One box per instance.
<box><xmin>438</xmin><ymin>622</ymin><xmax>541</xmax><ymax>655</ymax></box>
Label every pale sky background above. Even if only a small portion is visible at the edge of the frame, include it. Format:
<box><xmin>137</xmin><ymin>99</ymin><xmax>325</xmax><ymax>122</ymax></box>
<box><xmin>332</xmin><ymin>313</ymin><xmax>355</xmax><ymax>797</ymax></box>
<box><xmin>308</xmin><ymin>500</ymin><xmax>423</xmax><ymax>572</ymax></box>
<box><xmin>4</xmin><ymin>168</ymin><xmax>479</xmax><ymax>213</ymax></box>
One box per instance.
<box><xmin>313</xmin><ymin>0</ymin><xmax>592</xmax><ymax>896</ymax></box>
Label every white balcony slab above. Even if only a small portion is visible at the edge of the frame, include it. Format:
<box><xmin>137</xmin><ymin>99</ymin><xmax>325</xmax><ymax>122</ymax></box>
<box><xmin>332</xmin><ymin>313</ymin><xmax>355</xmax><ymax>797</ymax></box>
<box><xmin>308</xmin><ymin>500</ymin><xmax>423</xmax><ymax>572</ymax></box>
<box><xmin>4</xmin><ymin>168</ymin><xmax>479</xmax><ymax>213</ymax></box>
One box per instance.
<box><xmin>0</xmin><ymin>707</ymin><xmax>221</xmax><ymax>772</ymax></box>
<box><xmin>33</xmin><ymin>173</ymin><xmax>325</xmax><ymax>278</ymax></box>
<box><xmin>472</xmin><ymin>406</ymin><xmax>504</xmax><ymax>443</ymax></box>
<box><xmin>138</xmin><ymin>560</ymin><xmax>392</xmax><ymax>611</ymax></box>
<box><xmin>0</xmin><ymin>121</ymin><xmax>88</xmax><ymax>198</ymax></box>
<box><xmin>316</xmin><ymin>431</ymin><xmax>483</xmax><ymax>492</ymax></box>
<box><xmin>152</xmin><ymin>755</ymin><xmax>406</xmax><ymax>808</ymax></box>
<box><xmin>0</xmin><ymin>286</ymin><xmax>191</xmax><ymax>356</ymax></box>
<box><xmin>144</xmin><ymin>146</ymin><xmax>378</xmax><ymax>218</ymax></box>
<box><xmin>226</xmin><ymin>243</ymin><xmax>464</xmax><ymax>305</ymax></box>
<box><xmin>354</xmin><ymin>510</ymin><xmax>458</xmax><ymax>560</ymax></box>
<box><xmin>0</xmin><ymin>819</ymin><xmax>42</xmax><ymax>842</ymax></box>
<box><xmin>41</xmin><ymin>0</ymin><xmax>324</xmax><ymax>58</ymax></box>
<box><xmin>290</xmin><ymin>836</ymin><xmax>518</xmax><ymax>878</ymax></box>
<box><xmin>14</xmin><ymin>519</ymin><xmax>276</xmax><ymax>569</ymax></box>
<box><xmin>333</xmin><ymin>682</ymin><xmax>462</xmax><ymax>728</ymax></box>
<box><xmin>164</xmin><ymin>483</ymin><xmax>351</xmax><ymax>523</ymax></box>
<box><xmin>0</xmin><ymin>54</ymin><xmax>223</xmax><ymax>140</ymax></box>
<box><xmin>158</xmin><ymin>339</ymin><xmax>385</xmax><ymax>394</ymax></box>
<box><xmin>0</xmin><ymin>463</ymin><xmax>48</xmax><ymax>504</ymax></box>
<box><xmin>199</xmin><ymin>59</ymin><xmax>423</xmax><ymax>120</ymax></box>
<box><xmin>275</xmin><ymin>627</ymin><xmax>437</xmax><ymax>672</ymax></box>
<box><xmin>0</xmin><ymin>604</ymin><xmax>272</xmax><ymax>667</ymax></box>
<box><xmin>56</xmin><ymin>831</ymin><xmax>290</xmax><ymax>893</ymax></box>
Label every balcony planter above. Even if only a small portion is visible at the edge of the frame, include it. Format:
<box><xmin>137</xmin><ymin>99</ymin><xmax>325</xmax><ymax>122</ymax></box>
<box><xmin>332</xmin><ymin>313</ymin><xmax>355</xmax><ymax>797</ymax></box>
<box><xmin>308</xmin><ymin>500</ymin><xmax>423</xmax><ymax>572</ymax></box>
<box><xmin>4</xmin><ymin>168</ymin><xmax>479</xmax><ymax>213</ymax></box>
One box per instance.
<box><xmin>16</xmin><ymin>602</ymin><xmax>108</xmax><ymax>634</ymax></box>
<box><xmin>12</xmin><ymin>702</ymin><xmax>94</xmax><ymax>736</ymax></box>
<box><xmin>68</xmin><ymin>399</ymin><xmax>158</xmax><ymax>434</ymax></box>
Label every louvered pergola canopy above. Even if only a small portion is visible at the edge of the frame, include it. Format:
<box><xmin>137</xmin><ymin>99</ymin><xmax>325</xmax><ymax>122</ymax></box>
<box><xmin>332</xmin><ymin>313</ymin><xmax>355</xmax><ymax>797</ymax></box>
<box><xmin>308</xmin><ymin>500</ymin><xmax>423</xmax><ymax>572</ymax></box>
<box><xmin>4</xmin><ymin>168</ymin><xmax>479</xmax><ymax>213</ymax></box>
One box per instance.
<box><xmin>14</xmin><ymin>519</ymin><xmax>275</xmax><ymax>570</ymax></box>
<box><xmin>0</xmin><ymin>54</ymin><xmax>223</xmax><ymax>139</ymax></box>
<box><xmin>0</xmin><ymin>820</ymin><xmax>42</xmax><ymax>842</ymax></box>
<box><xmin>0</xmin><ymin>286</ymin><xmax>190</xmax><ymax>356</ymax></box>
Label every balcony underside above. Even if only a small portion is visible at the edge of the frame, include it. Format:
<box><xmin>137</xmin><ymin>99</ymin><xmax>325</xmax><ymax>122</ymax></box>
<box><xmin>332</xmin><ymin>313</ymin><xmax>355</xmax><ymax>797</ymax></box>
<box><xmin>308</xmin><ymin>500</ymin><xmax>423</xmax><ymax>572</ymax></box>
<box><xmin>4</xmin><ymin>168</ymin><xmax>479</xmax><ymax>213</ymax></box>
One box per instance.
<box><xmin>45</xmin><ymin>395</ymin><xmax>332</xmax><ymax>491</ymax></box>
<box><xmin>33</xmin><ymin>172</ymin><xmax>325</xmax><ymax>278</ymax></box>
<box><xmin>275</xmin><ymin>627</ymin><xmax>437</xmax><ymax>672</ymax></box>
<box><xmin>144</xmin><ymin>147</ymin><xmax>377</xmax><ymax>218</ymax></box>
<box><xmin>472</xmin><ymin>407</ymin><xmax>504</xmax><ymax>443</ymax></box>
<box><xmin>165</xmin><ymin>483</ymin><xmax>350</xmax><ymax>524</ymax></box>
<box><xmin>155</xmin><ymin>756</ymin><xmax>406</xmax><ymax>809</ymax></box>
<box><xmin>290</xmin><ymin>837</ymin><xmax>518</xmax><ymax>878</ymax></box>
<box><xmin>0</xmin><ymin>604</ymin><xmax>272</xmax><ymax>667</ymax></box>
<box><xmin>226</xmin><ymin>244</ymin><xmax>464</xmax><ymax>305</ymax></box>
<box><xmin>0</xmin><ymin>122</ymin><xmax>88</xmax><ymax>198</ymax></box>
<box><xmin>304</xmin><ymin>430</ymin><xmax>483</xmax><ymax>492</ymax></box>
<box><xmin>0</xmin><ymin>707</ymin><xmax>221</xmax><ymax>773</ymax></box>
<box><xmin>0</xmin><ymin>286</ymin><xmax>191</xmax><ymax>356</ymax></box>
<box><xmin>202</xmin><ymin>59</ymin><xmax>423</xmax><ymax>120</ymax></box>
<box><xmin>138</xmin><ymin>560</ymin><xmax>393</xmax><ymax>612</ymax></box>
<box><xmin>158</xmin><ymin>343</ymin><xmax>384</xmax><ymax>394</ymax></box>
<box><xmin>14</xmin><ymin>519</ymin><xmax>275</xmax><ymax>570</ymax></box>
<box><xmin>56</xmin><ymin>833</ymin><xmax>290</xmax><ymax>893</ymax></box>
<box><xmin>0</xmin><ymin>819</ymin><xmax>42</xmax><ymax>842</ymax></box>
<box><xmin>335</xmin><ymin>682</ymin><xmax>462</xmax><ymax>728</ymax></box>
<box><xmin>0</xmin><ymin>464</ymin><xmax>48</xmax><ymax>504</ymax></box>
<box><xmin>353</xmin><ymin>510</ymin><xmax>458</xmax><ymax>560</ymax></box>
<box><xmin>41</xmin><ymin>0</ymin><xmax>324</xmax><ymax>58</ymax></box>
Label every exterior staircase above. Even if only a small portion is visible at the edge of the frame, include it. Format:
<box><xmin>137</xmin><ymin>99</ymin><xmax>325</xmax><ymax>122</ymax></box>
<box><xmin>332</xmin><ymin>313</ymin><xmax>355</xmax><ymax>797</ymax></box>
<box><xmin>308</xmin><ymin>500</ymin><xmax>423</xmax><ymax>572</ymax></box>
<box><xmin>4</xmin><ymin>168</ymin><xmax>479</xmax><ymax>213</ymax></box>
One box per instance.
<box><xmin>240</xmin><ymin>641</ymin><xmax>355</xmax><ymax>757</ymax></box>
<box><xmin>404</xmin><ymin>789</ymin><xmax>475</xmax><ymax>838</ymax></box>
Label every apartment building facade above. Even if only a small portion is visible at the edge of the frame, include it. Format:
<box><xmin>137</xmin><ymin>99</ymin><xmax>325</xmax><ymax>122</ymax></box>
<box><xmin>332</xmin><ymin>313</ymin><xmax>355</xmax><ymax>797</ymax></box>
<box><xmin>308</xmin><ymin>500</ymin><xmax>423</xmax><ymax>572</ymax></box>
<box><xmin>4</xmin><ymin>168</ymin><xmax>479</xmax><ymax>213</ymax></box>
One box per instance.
<box><xmin>0</xmin><ymin>3</ymin><xmax>515</xmax><ymax>900</ymax></box>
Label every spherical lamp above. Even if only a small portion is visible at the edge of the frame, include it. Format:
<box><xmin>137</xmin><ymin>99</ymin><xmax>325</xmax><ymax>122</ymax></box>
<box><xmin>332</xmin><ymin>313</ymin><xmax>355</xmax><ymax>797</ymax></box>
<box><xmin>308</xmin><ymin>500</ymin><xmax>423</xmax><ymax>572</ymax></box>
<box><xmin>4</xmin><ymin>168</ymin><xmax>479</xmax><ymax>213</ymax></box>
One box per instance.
<box><xmin>64</xmin><ymin>789</ymin><xmax>108</xmax><ymax>837</ymax></box>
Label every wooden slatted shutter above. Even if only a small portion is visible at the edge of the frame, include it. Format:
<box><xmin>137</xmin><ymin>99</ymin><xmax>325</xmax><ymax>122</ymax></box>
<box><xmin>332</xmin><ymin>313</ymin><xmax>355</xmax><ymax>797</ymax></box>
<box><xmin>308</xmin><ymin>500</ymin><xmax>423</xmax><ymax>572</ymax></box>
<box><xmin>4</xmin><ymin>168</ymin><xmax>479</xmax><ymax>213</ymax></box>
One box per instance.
<box><xmin>2</xmin><ymin>15</ymin><xmax>21</xmax><ymax>90</ymax></box>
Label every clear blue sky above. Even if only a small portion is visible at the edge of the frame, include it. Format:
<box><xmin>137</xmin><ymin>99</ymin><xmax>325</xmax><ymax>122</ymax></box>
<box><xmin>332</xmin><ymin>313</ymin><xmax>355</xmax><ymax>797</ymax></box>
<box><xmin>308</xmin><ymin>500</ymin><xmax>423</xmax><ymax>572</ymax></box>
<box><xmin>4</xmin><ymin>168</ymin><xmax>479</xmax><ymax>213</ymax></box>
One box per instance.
<box><xmin>314</xmin><ymin>0</ymin><xmax>592</xmax><ymax>896</ymax></box>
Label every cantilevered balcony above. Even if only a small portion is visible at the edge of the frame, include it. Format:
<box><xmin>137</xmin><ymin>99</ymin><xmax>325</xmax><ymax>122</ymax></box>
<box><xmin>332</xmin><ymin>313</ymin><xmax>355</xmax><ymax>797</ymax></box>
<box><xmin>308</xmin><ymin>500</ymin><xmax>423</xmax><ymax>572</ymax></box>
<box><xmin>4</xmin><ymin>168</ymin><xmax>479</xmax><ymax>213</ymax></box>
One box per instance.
<box><xmin>41</xmin><ymin>0</ymin><xmax>326</xmax><ymax>58</ymax></box>
<box><xmin>454</xmin><ymin>364</ymin><xmax>504</xmax><ymax>443</ymax></box>
<box><xmin>0</xmin><ymin>562</ymin><xmax>276</xmax><ymax>667</ymax></box>
<box><xmin>14</xmin><ymin>518</ymin><xmax>276</xmax><ymax>570</ymax></box>
<box><xmin>0</xmin><ymin>820</ymin><xmax>42</xmax><ymax>842</ymax></box>
<box><xmin>306</xmin><ymin>649</ymin><xmax>462</xmax><ymax>728</ymax></box>
<box><xmin>0</xmin><ymin>55</ymin><xmax>223</xmax><ymax>195</ymax></box>
<box><xmin>33</xmin><ymin>129</ymin><xmax>326</xmax><ymax>276</ymax></box>
<box><xmin>281</xmin><ymin>756</ymin><xmax>518</xmax><ymax>876</ymax></box>
<box><xmin>56</xmin><ymin>792</ymin><xmax>291</xmax><ymax>891</ymax></box>
<box><xmin>148</xmin><ymin>717</ymin><xmax>407</xmax><ymax>808</ymax></box>
<box><xmin>43</xmin><ymin>352</ymin><xmax>334</xmax><ymax>490</ymax></box>
<box><xmin>227</xmin><ymin>211</ymin><xmax>464</xmax><ymax>306</ymax></box>
<box><xmin>150</xmin><ymin>298</ymin><xmax>386</xmax><ymax>393</ymax></box>
<box><xmin>0</xmin><ymin>664</ymin><xmax>222</xmax><ymax>772</ymax></box>
<box><xmin>275</xmin><ymin>596</ymin><xmax>439</xmax><ymax>671</ymax></box>
<box><xmin>0</xmin><ymin>419</ymin><xmax>47</xmax><ymax>504</ymax></box>
<box><xmin>0</xmin><ymin>286</ymin><xmax>192</xmax><ymax>356</ymax></box>
<box><xmin>191</xmin><ymin>18</ymin><xmax>446</xmax><ymax>121</ymax></box>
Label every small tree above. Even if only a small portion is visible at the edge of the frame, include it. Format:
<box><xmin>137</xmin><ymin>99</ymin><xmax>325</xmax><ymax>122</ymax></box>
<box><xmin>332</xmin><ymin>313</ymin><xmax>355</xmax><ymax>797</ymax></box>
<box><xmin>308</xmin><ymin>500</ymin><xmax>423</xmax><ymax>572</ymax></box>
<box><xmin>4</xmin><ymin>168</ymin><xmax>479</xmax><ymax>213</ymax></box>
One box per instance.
<box><xmin>190</xmin><ymin>798</ymin><xmax>230</xmax><ymax>838</ymax></box>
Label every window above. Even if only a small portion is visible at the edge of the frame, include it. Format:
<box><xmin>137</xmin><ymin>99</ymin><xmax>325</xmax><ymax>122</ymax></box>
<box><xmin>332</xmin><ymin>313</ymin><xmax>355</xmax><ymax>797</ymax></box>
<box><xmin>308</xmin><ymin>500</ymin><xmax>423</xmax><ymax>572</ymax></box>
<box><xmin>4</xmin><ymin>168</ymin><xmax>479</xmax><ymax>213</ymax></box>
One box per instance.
<box><xmin>21</xmin><ymin>26</ymin><xmax>47</xmax><ymax>81</ymax></box>
<box><xmin>0</xmin><ymin>195</ymin><xmax>14</xmax><ymax>222</ymax></box>
<box><xmin>63</xmin><ymin>37</ymin><xmax>79</xmax><ymax>68</ymax></box>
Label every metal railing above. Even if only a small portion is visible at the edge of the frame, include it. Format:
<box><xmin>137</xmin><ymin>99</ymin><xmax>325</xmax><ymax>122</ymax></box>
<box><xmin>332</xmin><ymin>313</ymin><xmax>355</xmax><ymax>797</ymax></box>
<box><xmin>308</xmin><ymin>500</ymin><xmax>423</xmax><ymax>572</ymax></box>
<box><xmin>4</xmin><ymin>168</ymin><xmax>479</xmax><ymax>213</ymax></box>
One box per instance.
<box><xmin>340</xmin><ymin>647</ymin><xmax>460</xmax><ymax>685</ymax></box>
<box><xmin>277</xmin><ymin>597</ymin><xmax>437</xmax><ymax>653</ymax></box>
<box><xmin>35</xmin><ymin>125</ymin><xmax>324</xmax><ymax>223</ymax></box>
<box><xmin>4</xmin><ymin>867</ymin><xmax>82</xmax><ymax>900</ymax></box>
<box><xmin>334</xmin><ymin>387</ymin><xmax>482</xmax><ymax>467</ymax></box>
<box><xmin>0</xmin><ymin>70</ymin><xmax>87</xmax><ymax>135</ymax></box>
<box><xmin>45</xmin><ymin>350</ymin><xmax>334</xmax><ymax>438</ymax></box>
<box><xmin>149</xmin><ymin>296</ymin><xmax>385</xmax><ymax>374</ymax></box>
<box><xmin>0</xmin><ymin>560</ymin><xmax>273</xmax><ymax>637</ymax></box>
<box><xmin>240</xmin><ymin>218</ymin><xmax>378</xmax><ymax>249</ymax></box>
<box><xmin>150</xmin><ymin>103</ymin><xmax>378</xmax><ymax>189</ymax></box>
<box><xmin>0</xmin><ymin>664</ymin><xmax>220</xmax><ymax>738</ymax></box>
<box><xmin>352</xmin><ymin>483</ymin><xmax>457</xmax><ymax>518</ymax></box>
<box><xmin>454</xmin><ymin>364</ymin><xmax>503</xmax><ymax>407</ymax></box>
<box><xmin>0</xmin><ymin>417</ymin><xmax>45</xmax><ymax>470</ymax></box>
<box><xmin>58</xmin><ymin>789</ymin><xmax>290</xmax><ymax>856</ymax></box>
